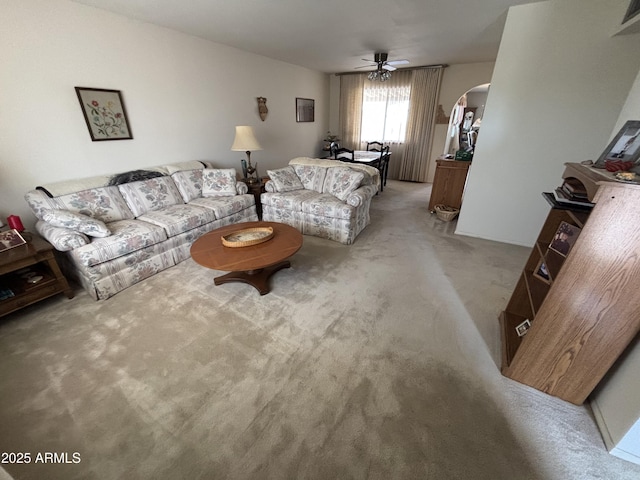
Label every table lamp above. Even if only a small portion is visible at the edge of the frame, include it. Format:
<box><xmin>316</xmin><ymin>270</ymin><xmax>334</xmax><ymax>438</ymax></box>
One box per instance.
<box><xmin>231</xmin><ymin>126</ymin><xmax>262</xmax><ymax>184</ymax></box>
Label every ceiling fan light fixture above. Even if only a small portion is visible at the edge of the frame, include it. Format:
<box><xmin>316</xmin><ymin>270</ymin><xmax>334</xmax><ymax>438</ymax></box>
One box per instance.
<box><xmin>369</xmin><ymin>69</ymin><xmax>391</xmax><ymax>82</ymax></box>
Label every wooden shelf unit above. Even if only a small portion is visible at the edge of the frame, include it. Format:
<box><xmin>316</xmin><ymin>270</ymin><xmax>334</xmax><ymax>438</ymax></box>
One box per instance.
<box><xmin>500</xmin><ymin>163</ymin><xmax>640</xmax><ymax>405</ymax></box>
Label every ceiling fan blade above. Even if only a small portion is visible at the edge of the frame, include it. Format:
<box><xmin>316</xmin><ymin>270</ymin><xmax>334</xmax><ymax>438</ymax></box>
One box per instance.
<box><xmin>382</xmin><ymin>64</ymin><xmax>397</xmax><ymax>71</ymax></box>
<box><xmin>386</xmin><ymin>59</ymin><xmax>409</xmax><ymax>66</ymax></box>
<box><xmin>355</xmin><ymin>64</ymin><xmax>376</xmax><ymax>69</ymax></box>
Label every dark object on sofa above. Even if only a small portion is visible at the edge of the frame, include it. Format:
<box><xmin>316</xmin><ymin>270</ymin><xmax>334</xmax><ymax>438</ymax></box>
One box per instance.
<box><xmin>108</xmin><ymin>170</ymin><xmax>165</xmax><ymax>186</ymax></box>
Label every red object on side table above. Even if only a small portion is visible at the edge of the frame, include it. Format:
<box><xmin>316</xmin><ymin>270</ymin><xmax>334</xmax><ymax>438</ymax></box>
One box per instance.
<box><xmin>7</xmin><ymin>215</ymin><xmax>25</xmax><ymax>232</ymax></box>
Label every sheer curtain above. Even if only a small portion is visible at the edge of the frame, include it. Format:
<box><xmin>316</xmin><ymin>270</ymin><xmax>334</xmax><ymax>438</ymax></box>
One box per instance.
<box><xmin>339</xmin><ymin>74</ymin><xmax>364</xmax><ymax>149</ymax></box>
<box><xmin>394</xmin><ymin>67</ymin><xmax>444</xmax><ymax>182</ymax></box>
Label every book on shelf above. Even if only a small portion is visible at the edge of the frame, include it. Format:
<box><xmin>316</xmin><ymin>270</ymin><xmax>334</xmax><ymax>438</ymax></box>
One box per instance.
<box><xmin>561</xmin><ymin>178</ymin><xmax>588</xmax><ymax>196</ymax></box>
<box><xmin>560</xmin><ymin>183</ymin><xmax>588</xmax><ymax>200</ymax></box>
<box><xmin>553</xmin><ymin>187</ymin><xmax>594</xmax><ymax>207</ymax></box>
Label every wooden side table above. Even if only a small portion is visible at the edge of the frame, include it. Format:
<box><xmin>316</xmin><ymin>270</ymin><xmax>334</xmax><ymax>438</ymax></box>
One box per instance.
<box><xmin>242</xmin><ymin>177</ymin><xmax>268</xmax><ymax>220</ymax></box>
<box><xmin>0</xmin><ymin>233</ymin><xmax>74</xmax><ymax>317</ymax></box>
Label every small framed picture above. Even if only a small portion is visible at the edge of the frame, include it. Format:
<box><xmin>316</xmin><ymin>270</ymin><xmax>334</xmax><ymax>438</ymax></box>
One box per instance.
<box><xmin>549</xmin><ymin>221</ymin><xmax>581</xmax><ymax>257</ymax></box>
<box><xmin>295</xmin><ymin>97</ymin><xmax>315</xmax><ymax>123</ymax></box>
<box><xmin>75</xmin><ymin>87</ymin><xmax>133</xmax><ymax>141</ymax></box>
<box><xmin>0</xmin><ymin>229</ymin><xmax>27</xmax><ymax>252</ymax></box>
<box><xmin>533</xmin><ymin>258</ymin><xmax>551</xmax><ymax>284</ymax></box>
<box><xmin>594</xmin><ymin>120</ymin><xmax>640</xmax><ymax>168</ymax></box>
<box><xmin>515</xmin><ymin>319</ymin><xmax>531</xmax><ymax>337</ymax></box>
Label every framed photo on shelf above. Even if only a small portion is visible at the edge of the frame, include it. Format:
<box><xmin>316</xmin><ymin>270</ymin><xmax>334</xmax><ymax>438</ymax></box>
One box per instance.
<box><xmin>549</xmin><ymin>221</ymin><xmax>581</xmax><ymax>257</ymax></box>
<box><xmin>594</xmin><ymin>120</ymin><xmax>640</xmax><ymax>168</ymax></box>
<box><xmin>0</xmin><ymin>229</ymin><xmax>27</xmax><ymax>253</ymax></box>
<box><xmin>295</xmin><ymin>97</ymin><xmax>314</xmax><ymax>123</ymax></box>
<box><xmin>533</xmin><ymin>258</ymin><xmax>551</xmax><ymax>284</ymax></box>
<box><xmin>75</xmin><ymin>87</ymin><xmax>133</xmax><ymax>141</ymax></box>
<box><xmin>515</xmin><ymin>319</ymin><xmax>531</xmax><ymax>337</ymax></box>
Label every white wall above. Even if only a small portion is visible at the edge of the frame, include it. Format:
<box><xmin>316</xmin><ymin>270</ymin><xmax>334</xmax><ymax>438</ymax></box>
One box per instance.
<box><xmin>0</xmin><ymin>0</ymin><xmax>329</xmax><ymax>229</ymax></box>
<box><xmin>590</xmin><ymin>65</ymin><xmax>640</xmax><ymax>465</ymax></box>
<box><xmin>456</xmin><ymin>0</ymin><xmax>640</xmax><ymax>246</ymax></box>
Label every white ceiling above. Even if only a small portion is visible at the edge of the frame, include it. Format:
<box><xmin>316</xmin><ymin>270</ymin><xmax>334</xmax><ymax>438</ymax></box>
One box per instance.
<box><xmin>71</xmin><ymin>0</ymin><xmax>536</xmax><ymax>73</ymax></box>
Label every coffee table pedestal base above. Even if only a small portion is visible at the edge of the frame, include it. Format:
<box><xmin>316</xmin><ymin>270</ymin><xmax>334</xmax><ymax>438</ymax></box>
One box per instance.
<box><xmin>213</xmin><ymin>260</ymin><xmax>291</xmax><ymax>295</ymax></box>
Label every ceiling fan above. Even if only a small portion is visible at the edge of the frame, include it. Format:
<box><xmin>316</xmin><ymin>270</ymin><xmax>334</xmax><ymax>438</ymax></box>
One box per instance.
<box><xmin>356</xmin><ymin>52</ymin><xmax>409</xmax><ymax>72</ymax></box>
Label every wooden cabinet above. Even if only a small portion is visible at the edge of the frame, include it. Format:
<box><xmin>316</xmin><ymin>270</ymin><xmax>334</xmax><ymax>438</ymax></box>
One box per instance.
<box><xmin>500</xmin><ymin>163</ymin><xmax>640</xmax><ymax>405</ymax></box>
<box><xmin>428</xmin><ymin>159</ymin><xmax>471</xmax><ymax>211</ymax></box>
<box><xmin>0</xmin><ymin>234</ymin><xmax>73</xmax><ymax>317</ymax></box>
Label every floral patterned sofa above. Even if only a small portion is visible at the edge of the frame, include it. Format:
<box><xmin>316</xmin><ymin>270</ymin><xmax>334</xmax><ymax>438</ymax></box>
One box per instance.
<box><xmin>262</xmin><ymin>157</ymin><xmax>379</xmax><ymax>244</ymax></box>
<box><xmin>24</xmin><ymin>161</ymin><xmax>258</xmax><ymax>300</ymax></box>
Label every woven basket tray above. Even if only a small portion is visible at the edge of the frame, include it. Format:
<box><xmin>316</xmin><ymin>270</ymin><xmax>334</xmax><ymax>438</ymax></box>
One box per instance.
<box><xmin>434</xmin><ymin>204</ymin><xmax>460</xmax><ymax>222</ymax></box>
<box><xmin>221</xmin><ymin>227</ymin><xmax>274</xmax><ymax>248</ymax></box>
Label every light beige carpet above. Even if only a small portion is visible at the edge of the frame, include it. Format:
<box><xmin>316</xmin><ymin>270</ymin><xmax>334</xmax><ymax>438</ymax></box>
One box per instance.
<box><xmin>1</xmin><ymin>180</ymin><xmax>639</xmax><ymax>480</ymax></box>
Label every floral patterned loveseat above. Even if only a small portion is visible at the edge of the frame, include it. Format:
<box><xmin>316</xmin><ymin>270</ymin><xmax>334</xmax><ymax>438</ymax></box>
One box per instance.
<box><xmin>262</xmin><ymin>157</ymin><xmax>379</xmax><ymax>244</ymax></box>
<box><xmin>24</xmin><ymin>161</ymin><xmax>258</xmax><ymax>300</ymax></box>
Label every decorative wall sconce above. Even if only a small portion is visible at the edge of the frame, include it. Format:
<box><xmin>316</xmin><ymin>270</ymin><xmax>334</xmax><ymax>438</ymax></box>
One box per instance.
<box><xmin>257</xmin><ymin>97</ymin><xmax>268</xmax><ymax>121</ymax></box>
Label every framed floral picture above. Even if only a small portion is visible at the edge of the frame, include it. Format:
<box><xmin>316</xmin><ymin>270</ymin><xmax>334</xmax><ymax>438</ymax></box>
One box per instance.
<box><xmin>75</xmin><ymin>87</ymin><xmax>133</xmax><ymax>141</ymax></box>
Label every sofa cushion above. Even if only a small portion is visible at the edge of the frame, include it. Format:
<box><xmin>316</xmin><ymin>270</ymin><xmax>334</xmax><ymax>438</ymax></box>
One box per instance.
<box><xmin>189</xmin><ymin>194</ymin><xmax>255</xmax><ymax>219</ymax></box>
<box><xmin>136</xmin><ymin>204</ymin><xmax>216</xmax><ymax>237</ymax></box>
<box><xmin>42</xmin><ymin>209</ymin><xmax>111</xmax><ymax>238</ymax></box>
<box><xmin>292</xmin><ymin>165</ymin><xmax>327</xmax><ymax>193</ymax></box>
<box><xmin>202</xmin><ymin>168</ymin><xmax>237</xmax><ymax>197</ymax></box>
<box><xmin>35</xmin><ymin>221</ymin><xmax>90</xmax><ymax>252</ymax></box>
<box><xmin>69</xmin><ymin>219</ymin><xmax>168</xmax><ymax>267</ymax></box>
<box><xmin>25</xmin><ymin>186</ymin><xmax>135</xmax><ymax>223</ymax></box>
<box><xmin>261</xmin><ymin>189</ymin><xmax>319</xmax><ymax>211</ymax></box>
<box><xmin>300</xmin><ymin>193</ymin><xmax>355</xmax><ymax>220</ymax></box>
<box><xmin>323</xmin><ymin>167</ymin><xmax>365</xmax><ymax>202</ymax></box>
<box><xmin>267</xmin><ymin>166</ymin><xmax>304</xmax><ymax>192</ymax></box>
<box><xmin>171</xmin><ymin>169</ymin><xmax>203</xmax><ymax>203</ymax></box>
<box><xmin>118</xmin><ymin>176</ymin><xmax>184</xmax><ymax>217</ymax></box>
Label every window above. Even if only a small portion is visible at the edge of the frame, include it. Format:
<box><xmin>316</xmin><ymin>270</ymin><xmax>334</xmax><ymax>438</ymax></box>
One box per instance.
<box><xmin>360</xmin><ymin>84</ymin><xmax>411</xmax><ymax>144</ymax></box>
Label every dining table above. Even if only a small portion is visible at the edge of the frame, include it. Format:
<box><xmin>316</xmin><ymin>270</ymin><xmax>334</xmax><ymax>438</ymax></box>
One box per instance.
<box><xmin>335</xmin><ymin>150</ymin><xmax>392</xmax><ymax>192</ymax></box>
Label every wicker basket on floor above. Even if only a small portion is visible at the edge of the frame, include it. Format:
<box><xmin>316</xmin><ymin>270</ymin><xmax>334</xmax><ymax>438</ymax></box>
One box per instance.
<box><xmin>434</xmin><ymin>204</ymin><xmax>460</xmax><ymax>222</ymax></box>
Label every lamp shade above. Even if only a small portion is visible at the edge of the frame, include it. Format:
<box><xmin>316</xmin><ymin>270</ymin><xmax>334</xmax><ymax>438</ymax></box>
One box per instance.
<box><xmin>231</xmin><ymin>126</ymin><xmax>262</xmax><ymax>151</ymax></box>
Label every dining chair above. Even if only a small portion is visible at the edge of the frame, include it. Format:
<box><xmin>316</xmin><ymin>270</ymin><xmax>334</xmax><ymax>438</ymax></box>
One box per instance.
<box><xmin>334</xmin><ymin>147</ymin><xmax>354</xmax><ymax>162</ymax></box>
<box><xmin>365</xmin><ymin>143</ymin><xmax>389</xmax><ymax>192</ymax></box>
<box><xmin>366</xmin><ymin>141</ymin><xmax>384</xmax><ymax>152</ymax></box>
<box><xmin>379</xmin><ymin>145</ymin><xmax>391</xmax><ymax>190</ymax></box>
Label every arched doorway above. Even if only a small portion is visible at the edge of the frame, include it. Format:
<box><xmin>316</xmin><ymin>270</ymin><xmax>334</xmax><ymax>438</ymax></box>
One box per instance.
<box><xmin>443</xmin><ymin>83</ymin><xmax>490</xmax><ymax>157</ymax></box>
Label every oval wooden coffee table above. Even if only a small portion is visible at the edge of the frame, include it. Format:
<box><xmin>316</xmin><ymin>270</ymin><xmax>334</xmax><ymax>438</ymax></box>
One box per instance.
<box><xmin>190</xmin><ymin>221</ymin><xmax>303</xmax><ymax>295</ymax></box>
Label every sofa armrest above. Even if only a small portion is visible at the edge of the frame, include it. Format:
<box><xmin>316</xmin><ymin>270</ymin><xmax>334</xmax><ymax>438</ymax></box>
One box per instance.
<box><xmin>264</xmin><ymin>181</ymin><xmax>278</xmax><ymax>193</ymax></box>
<box><xmin>346</xmin><ymin>184</ymin><xmax>378</xmax><ymax>207</ymax></box>
<box><xmin>236</xmin><ymin>181</ymin><xmax>248</xmax><ymax>195</ymax></box>
<box><xmin>35</xmin><ymin>220</ymin><xmax>90</xmax><ymax>252</ymax></box>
